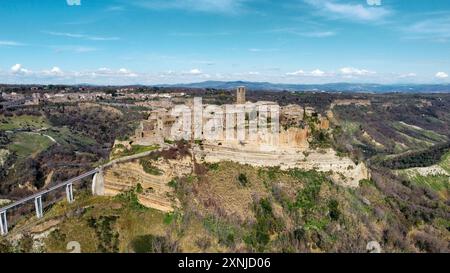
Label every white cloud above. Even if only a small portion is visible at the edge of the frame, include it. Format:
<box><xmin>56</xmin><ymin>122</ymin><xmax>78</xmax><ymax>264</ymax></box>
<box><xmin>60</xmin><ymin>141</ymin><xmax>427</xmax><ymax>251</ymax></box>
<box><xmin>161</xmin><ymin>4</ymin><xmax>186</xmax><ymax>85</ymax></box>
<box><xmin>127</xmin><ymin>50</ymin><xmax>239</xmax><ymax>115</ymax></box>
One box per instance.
<box><xmin>53</xmin><ymin>46</ymin><xmax>98</xmax><ymax>53</ymax></box>
<box><xmin>310</xmin><ymin>69</ymin><xmax>326</xmax><ymax>77</ymax></box>
<box><xmin>435</xmin><ymin>72</ymin><xmax>448</xmax><ymax>79</ymax></box>
<box><xmin>51</xmin><ymin>67</ymin><xmax>62</xmax><ymax>74</ymax></box>
<box><xmin>106</xmin><ymin>5</ymin><xmax>125</xmax><ymax>11</ymax></box>
<box><xmin>11</xmin><ymin>64</ymin><xmax>21</xmax><ymax>73</ymax></box>
<box><xmin>92</xmin><ymin>67</ymin><xmax>137</xmax><ymax>77</ymax></box>
<box><xmin>301</xmin><ymin>31</ymin><xmax>336</xmax><ymax>38</ymax></box>
<box><xmin>286</xmin><ymin>69</ymin><xmax>327</xmax><ymax>77</ymax></box>
<box><xmin>267</xmin><ymin>28</ymin><xmax>336</xmax><ymax>38</ymax></box>
<box><xmin>0</xmin><ymin>40</ymin><xmax>25</xmax><ymax>46</ymax></box>
<box><xmin>11</xmin><ymin>64</ymin><xmax>30</xmax><ymax>74</ymax></box>
<box><xmin>398</xmin><ymin>73</ymin><xmax>417</xmax><ymax>78</ymax></box>
<box><xmin>249</xmin><ymin>48</ymin><xmax>279</xmax><ymax>52</ymax></box>
<box><xmin>340</xmin><ymin>67</ymin><xmax>375</xmax><ymax>76</ymax></box>
<box><xmin>186</xmin><ymin>68</ymin><xmax>203</xmax><ymax>75</ymax></box>
<box><xmin>403</xmin><ymin>17</ymin><xmax>450</xmax><ymax>42</ymax></box>
<box><xmin>286</xmin><ymin>70</ymin><xmax>305</xmax><ymax>76</ymax></box>
<box><xmin>304</xmin><ymin>0</ymin><xmax>391</xmax><ymax>22</ymax></box>
<box><xmin>98</xmin><ymin>67</ymin><xmax>111</xmax><ymax>72</ymax></box>
<box><xmin>43</xmin><ymin>66</ymin><xmax>64</xmax><ymax>76</ymax></box>
<box><xmin>45</xmin><ymin>31</ymin><xmax>120</xmax><ymax>41</ymax></box>
<box><xmin>118</xmin><ymin>68</ymin><xmax>138</xmax><ymax>77</ymax></box>
<box><xmin>169</xmin><ymin>31</ymin><xmax>231</xmax><ymax>37</ymax></box>
<box><xmin>132</xmin><ymin>0</ymin><xmax>248</xmax><ymax>14</ymax></box>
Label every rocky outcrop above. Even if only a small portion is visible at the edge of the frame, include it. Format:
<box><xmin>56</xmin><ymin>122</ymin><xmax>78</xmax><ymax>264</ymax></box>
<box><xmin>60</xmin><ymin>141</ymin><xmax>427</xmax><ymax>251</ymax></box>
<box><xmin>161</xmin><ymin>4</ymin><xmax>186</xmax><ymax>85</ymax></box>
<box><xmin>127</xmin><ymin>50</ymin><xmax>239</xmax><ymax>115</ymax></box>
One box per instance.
<box><xmin>195</xmin><ymin>145</ymin><xmax>370</xmax><ymax>188</ymax></box>
<box><xmin>0</xmin><ymin>149</ymin><xmax>10</xmax><ymax>167</ymax></box>
<box><xmin>103</xmin><ymin>156</ymin><xmax>192</xmax><ymax>212</ymax></box>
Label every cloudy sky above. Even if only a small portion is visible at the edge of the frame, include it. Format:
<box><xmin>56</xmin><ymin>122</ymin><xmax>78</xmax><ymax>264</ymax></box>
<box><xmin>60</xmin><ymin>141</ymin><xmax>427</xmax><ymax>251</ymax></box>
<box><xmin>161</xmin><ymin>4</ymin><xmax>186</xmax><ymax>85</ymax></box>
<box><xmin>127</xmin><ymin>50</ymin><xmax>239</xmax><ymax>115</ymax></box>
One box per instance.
<box><xmin>0</xmin><ymin>0</ymin><xmax>449</xmax><ymax>85</ymax></box>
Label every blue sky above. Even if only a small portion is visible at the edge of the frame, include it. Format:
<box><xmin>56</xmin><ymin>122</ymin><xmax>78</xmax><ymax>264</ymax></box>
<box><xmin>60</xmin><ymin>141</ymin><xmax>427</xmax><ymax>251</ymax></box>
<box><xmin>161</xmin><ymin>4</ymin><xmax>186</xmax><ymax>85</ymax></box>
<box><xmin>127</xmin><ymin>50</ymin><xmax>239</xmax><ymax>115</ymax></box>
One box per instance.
<box><xmin>0</xmin><ymin>0</ymin><xmax>449</xmax><ymax>85</ymax></box>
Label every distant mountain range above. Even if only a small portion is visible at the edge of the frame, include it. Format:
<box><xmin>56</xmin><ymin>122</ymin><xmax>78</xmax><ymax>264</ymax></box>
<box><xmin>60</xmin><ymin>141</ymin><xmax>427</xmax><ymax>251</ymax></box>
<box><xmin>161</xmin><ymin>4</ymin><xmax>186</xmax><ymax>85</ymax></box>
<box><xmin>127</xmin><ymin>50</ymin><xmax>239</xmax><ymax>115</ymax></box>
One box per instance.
<box><xmin>158</xmin><ymin>81</ymin><xmax>450</xmax><ymax>93</ymax></box>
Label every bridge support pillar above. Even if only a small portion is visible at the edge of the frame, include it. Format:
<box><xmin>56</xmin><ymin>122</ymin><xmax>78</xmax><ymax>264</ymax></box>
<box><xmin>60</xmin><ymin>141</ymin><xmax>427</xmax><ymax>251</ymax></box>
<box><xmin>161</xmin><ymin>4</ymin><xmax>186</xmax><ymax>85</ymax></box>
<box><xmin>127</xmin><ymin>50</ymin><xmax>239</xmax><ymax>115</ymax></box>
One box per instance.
<box><xmin>66</xmin><ymin>183</ymin><xmax>74</xmax><ymax>203</ymax></box>
<box><xmin>0</xmin><ymin>210</ymin><xmax>7</xmax><ymax>236</ymax></box>
<box><xmin>92</xmin><ymin>169</ymin><xmax>105</xmax><ymax>196</ymax></box>
<box><xmin>35</xmin><ymin>196</ymin><xmax>43</xmax><ymax>219</ymax></box>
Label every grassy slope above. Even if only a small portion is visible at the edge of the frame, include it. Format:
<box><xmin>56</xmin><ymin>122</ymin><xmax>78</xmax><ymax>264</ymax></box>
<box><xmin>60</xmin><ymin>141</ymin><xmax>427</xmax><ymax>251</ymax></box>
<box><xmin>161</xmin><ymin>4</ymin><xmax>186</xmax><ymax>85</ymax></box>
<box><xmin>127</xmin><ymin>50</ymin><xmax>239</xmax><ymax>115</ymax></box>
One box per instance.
<box><xmin>8</xmin><ymin>132</ymin><xmax>54</xmax><ymax>158</ymax></box>
<box><xmin>42</xmin><ymin>191</ymin><xmax>168</xmax><ymax>253</ymax></box>
<box><xmin>396</xmin><ymin>151</ymin><xmax>450</xmax><ymax>200</ymax></box>
<box><xmin>0</xmin><ymin>115</ymin><xmax>49</xmax><ymax>131</ymax></box>
<box><xmin>440</xmin><ymin>151</ymin><xmax>450</xmax><ymax>173</ymax></box>
<box><xmin>44</xmin><ymin>127</ymin><xmax>96</xmax><ymax>147</ymax></box>
<box><xmin>110</xmin><ymin>144</ymin><xmax>160</xmax><ymax>160</ymax></box>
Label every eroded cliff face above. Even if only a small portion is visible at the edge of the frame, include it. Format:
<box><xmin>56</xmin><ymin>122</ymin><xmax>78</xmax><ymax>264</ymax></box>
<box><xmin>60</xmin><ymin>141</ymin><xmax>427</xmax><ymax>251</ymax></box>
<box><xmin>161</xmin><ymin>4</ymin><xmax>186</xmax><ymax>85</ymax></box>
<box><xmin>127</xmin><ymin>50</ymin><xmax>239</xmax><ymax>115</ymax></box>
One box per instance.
<box><xmin>103</xmin><ymin>156</ymin><xmax>192</xmax><ymax>212</ymax></box>
<box><xmin>102</xmin><ymin>143</ymin><xmax>370</xmax><ymax>214</ymax></box>
<box><xmin>101</xmin><ymin>138</ymin><xmax>370</xmax><ymax>214</ymax></box>
<box><xmin>195</xmin><ymin>145</ymin><xmax>370</xmax><ymax>188</ymax></box>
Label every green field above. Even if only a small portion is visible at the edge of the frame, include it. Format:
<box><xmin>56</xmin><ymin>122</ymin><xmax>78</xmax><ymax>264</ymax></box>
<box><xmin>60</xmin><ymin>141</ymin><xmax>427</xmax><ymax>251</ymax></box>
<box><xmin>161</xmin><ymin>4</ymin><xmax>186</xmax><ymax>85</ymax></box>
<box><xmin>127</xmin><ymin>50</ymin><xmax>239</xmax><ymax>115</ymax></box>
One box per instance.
<box><xmin>410</xmin><ymin>174</ymin><xmax>449</xmax><ymax>196</ymax></box>
<box><xmin>44</xmin><ymin>127</ymin><xmax>96</xmax><ymax>147</ymax></box>
<box><xmin>396</xmin><ymin>152</ymin><xmax>450</xmax><ymax>200</ymax></box>
<box><xmin>0</xmin><ymin>115</ymin><xmax>49</xmax><ymax>131</ymax></box>
<box><xmin>8</xmin><ymin>132</ymin><xmax>54</xmax><ymax>158</ymax></box>
<box><xmin>392</xmin><ymin>121</ymin><xmax>448</xmax><ymax>145</ymax></box>
<box><xmin>111</xmin><ymin>144</ymin><xmax>160</xmax><ymax>159</ymax></box>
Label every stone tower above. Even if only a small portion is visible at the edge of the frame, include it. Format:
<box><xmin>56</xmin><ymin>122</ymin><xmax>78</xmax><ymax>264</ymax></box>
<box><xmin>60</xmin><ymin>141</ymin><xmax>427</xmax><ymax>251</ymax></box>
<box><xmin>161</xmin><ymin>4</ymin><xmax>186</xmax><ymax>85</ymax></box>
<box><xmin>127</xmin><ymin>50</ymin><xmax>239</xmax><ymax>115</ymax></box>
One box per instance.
<box><xmin>236</xmin><ymin>86</ymin><xmax>246</xmax><ymax>104</ymax></box>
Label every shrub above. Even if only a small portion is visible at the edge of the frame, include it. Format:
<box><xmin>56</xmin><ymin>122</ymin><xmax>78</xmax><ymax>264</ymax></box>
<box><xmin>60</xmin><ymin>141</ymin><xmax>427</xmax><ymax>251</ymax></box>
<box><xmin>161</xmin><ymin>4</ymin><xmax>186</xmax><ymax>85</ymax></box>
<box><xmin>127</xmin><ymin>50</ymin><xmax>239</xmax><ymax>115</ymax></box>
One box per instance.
<box><xmin>139</xmin><ymin>159</ymin><xmax>163</xmax><ymax>175</ymax></box>
<box><xmin>136</xmin><ymin>183</ymin><xmax>143</xmax><ymax>194</ymax></box>
<box><xmin>195</xmin><ymin>237</ymin><xmax>211</xmax><ymax>250</ymax></box>
<box><xmin>245</xmin><ymin>198</ymin><xmax>284</xmax><ymax>251</ymax></box>
<box><xmin>18</xmin><ymin>234</ymin><xmax>34</xmax><ymax>253</ymax></box>
<box><xmin>0</xmin><ymin>239</ymin><xmax>12</xmax><ymax>253</ymax></box>
<box><xmin>203</xmin><ymin>216</ymin><xmax>237</xmax><ymax>248</ymax></box>
<box><xmin>131</xmin><ymin>234</ymin><xmax>178</xmax><ymax>253</ymax></box>
<box><xmin>207</xmin><ymin>163</ymin><xmax>219</xmax><ymax>171</ymax></box>
<box><xmin>328</xmin><ymin>199</ymin><xmax>340</xmax><ymax>221</ymax></box>
<box><xmin>87</xmin><ymin>216</ymin><xmax>119</xmax><ymax>253</ymax></box>
<box><xmin>238</xmin><ymin>173</ymin><xmax>249</xmax><ymax>186</ymax></box>
<box><xmin>168</xmin><ymin>179</ymin><xmax>178</xmax><ymax>188</ymax></box>
<box><xmin>115</xmin><ymin>190</ymin><xmax>147</xmax><ymax>211</ymax></box>
<box><xmin>164</xmin><ymin>212</ymin><xmax>178</xmax><ymax>225</ymax></box>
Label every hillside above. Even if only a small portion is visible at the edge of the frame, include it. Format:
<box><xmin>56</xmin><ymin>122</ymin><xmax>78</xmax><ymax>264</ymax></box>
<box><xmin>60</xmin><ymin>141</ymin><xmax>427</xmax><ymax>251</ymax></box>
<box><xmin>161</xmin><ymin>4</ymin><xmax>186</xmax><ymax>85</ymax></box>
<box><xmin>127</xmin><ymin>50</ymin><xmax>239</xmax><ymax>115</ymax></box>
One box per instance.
<box><xmin>1</xmin><ymin>159</ymin><xmax>448</xmax><ymax>253</ymax></box>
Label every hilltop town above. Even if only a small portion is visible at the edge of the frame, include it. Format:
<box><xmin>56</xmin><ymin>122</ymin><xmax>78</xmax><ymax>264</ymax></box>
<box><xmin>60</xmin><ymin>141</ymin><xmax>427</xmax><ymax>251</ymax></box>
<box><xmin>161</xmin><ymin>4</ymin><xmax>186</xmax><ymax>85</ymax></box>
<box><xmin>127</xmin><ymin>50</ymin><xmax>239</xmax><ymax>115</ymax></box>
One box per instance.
<box><xmin>94</xmin><ymin>87</ymin><xmax>369</xmax><ymax>213</ymax></box>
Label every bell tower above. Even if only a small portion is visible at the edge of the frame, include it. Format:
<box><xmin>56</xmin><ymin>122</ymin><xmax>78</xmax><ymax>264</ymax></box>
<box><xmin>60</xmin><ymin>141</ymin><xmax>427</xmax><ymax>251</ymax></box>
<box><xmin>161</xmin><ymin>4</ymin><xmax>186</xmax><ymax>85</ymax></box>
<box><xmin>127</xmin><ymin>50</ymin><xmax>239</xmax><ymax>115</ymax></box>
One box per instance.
<box><xmin>236</xmin><ymin>86</ymin><xmax>246</xmax><ymax>104</ymax></box>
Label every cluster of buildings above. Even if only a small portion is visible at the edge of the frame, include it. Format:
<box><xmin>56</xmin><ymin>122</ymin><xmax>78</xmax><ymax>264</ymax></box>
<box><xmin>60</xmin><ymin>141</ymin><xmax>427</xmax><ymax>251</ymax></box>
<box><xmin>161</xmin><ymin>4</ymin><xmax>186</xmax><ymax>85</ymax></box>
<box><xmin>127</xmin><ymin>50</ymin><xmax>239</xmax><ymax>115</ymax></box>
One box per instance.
<box><xmin>133</xmin><ymin>87</ymin><xmax>330</xmax><ymax>151</ymax></box>
<box><xmin>0</xmin><ymin>91</ymin><xmax>111</xmax><ymax>106</ymax></box>
<box><xmin>0</xmin><ymin>87</ymin><xmax>186</xmax><ymax>108</ymax></box>
<box><xmin>115</xmin><ymin>91</ymin><xmax>185</xmax><ymax>100</ymax></box>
